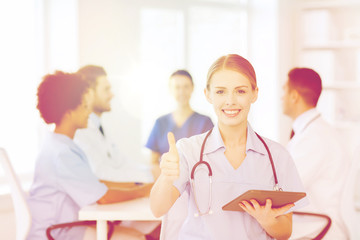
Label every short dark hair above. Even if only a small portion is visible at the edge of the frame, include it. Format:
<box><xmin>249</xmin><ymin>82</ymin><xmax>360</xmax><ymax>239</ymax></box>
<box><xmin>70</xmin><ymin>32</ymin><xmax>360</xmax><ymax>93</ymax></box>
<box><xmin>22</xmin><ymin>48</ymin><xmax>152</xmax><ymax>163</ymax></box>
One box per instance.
<box><xmin>170</xmin><ymin>69</ymin><xmax>193</xmax><ymax>85</ymax></box>
<box><xmin>288</xmin><ymin>68</ymin><xmax>322</xmax><ymax>107</ymax></box>
<box><xmin>77</xmin><ymin>65</ymin><xmax>107</xmax><ymax>88</ymax></box>
<box><xmin>37</xmin><ymin>71</ymin><xmax>90</xmax><ymax>125</ymax></box>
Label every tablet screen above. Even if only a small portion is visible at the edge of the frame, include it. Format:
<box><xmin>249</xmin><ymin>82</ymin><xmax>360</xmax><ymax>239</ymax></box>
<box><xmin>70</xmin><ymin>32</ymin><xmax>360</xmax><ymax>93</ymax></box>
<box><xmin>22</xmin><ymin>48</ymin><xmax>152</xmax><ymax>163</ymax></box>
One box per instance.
<box><xmin>222</xmin><ymin>190</ymin><xmax>306</xmax><ymax>212</ymax></box>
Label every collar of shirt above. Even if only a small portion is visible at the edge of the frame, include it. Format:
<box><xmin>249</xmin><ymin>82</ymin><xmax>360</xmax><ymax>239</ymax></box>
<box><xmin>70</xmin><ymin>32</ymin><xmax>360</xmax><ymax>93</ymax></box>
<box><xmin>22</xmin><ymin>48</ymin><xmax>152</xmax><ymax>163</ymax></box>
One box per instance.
<box><xmin>89</xmin><ymin>112</ymin><xmax>102</xmax><ymax>128</ymax></box>
<box><xmin>202</xmin><ymin>123</ymin><xmax>267</xmax><ymax>156</ymax></box>
<box><xmin>50</xmin><ymin>131</ymin><xmax>73</xmax><ymax>144</ymax></box>
<box><xmin>292</xmin><ymin>108</ymin><xmax>319</xmax><ymax>135</ymax></box>
<box><xmin>46</xmin><ymin>131</ymin><xmax>84</xmax><ymax>154</ymax></box>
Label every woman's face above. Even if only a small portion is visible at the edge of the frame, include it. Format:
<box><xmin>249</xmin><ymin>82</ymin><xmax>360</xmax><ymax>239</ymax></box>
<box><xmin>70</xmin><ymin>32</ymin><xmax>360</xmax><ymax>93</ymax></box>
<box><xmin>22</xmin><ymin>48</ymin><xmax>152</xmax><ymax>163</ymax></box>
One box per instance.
<box><xmin>169</xmin><ymin>75</ymin><xmax>194</xmax><ymax>106</ymax></box>
<box><xmin>205</xmin><ymin>69</ymin><xmax>258</xmax><ymax>127</ymax></box>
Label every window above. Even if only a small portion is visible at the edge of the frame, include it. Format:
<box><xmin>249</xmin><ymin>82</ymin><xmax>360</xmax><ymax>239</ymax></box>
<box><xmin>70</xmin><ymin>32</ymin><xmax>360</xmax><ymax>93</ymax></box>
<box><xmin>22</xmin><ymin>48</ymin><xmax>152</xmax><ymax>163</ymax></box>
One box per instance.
<box><xmin>0</xmin><ymin>0</ymin><xmax>79</xmax><ymax>194</ymax></box>
<box><xmin>137</xmin><ymin>2</ymin><xmax>248</xmax><ymax>145</ymax></box>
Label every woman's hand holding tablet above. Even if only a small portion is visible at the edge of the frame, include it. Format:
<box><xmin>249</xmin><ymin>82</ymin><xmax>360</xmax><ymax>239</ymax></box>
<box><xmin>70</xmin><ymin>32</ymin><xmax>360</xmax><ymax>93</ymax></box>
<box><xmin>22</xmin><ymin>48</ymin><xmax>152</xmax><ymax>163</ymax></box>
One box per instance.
<box><xmin>222</xmin><ymin>190</ymin><xmax>306</xmax><ymax>212</ymax></box>
<box><xmin>222</xmin><ymin>190</ymin><xmax>305</xmax><ymax>229</ymax></box>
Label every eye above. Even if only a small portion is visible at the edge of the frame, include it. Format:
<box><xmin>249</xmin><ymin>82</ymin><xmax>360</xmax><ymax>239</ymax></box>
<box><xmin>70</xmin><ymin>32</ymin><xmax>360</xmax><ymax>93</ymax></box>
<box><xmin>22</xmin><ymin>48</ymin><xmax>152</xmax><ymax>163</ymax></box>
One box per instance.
<box><xmin>216</xmin><ymin>90</ymin><xmax>224</xmax><ymax>94</ymax></box>
<box><xmin>237</xmin><ymin>89</ymin><xmax>246</xmax><ymax>94</ymax></box>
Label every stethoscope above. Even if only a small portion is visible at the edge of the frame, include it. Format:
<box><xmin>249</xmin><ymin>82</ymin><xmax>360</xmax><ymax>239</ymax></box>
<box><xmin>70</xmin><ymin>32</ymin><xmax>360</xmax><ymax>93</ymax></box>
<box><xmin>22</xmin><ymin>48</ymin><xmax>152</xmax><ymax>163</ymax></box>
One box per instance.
<box><xmin>190</xmin><ymin>128</ymin><xmax>282</xmax><ymax>217</ymax></box>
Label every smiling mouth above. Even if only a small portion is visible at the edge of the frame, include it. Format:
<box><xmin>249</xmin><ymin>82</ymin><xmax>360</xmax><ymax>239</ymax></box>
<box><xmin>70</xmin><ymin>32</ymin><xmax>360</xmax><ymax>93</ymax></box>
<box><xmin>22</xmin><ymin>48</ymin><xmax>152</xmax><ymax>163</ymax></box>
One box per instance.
<box><xmin>222</xmin><ymin>109</ymin><xmax>241</xmax><ymax>117</ymax></box>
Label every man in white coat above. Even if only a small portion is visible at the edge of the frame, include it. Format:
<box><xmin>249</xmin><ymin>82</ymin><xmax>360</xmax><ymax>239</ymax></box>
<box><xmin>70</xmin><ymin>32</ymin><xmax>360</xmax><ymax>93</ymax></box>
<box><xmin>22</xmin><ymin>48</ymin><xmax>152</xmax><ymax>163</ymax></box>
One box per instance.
<box><xmin>74</xmin><ymin>65</ymin><xmax>153</xmax><ymax>183</ymax></box>
<box><xmin>281</xmin><ymin>67</ymin><xmax>349</xmax><ymax>239</ymax></box>
<box><xmin>74</xmin><ymin>65</ymin><xmax>160</xmax><ymax>239</ymax></box>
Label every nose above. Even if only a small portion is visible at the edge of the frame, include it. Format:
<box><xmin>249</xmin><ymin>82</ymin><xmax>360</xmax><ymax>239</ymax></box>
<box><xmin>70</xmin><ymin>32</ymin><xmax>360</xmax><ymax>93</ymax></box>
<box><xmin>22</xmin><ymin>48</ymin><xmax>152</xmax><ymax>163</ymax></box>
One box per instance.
<box><xmin>177</xmin><ymin>86</ymin><xmax>187</xmax><ymax>94</ymax></box>
<box><xmin>225</xmin><ymin>92</ymin><xmax>236</xmax><ymax>105</ymax></box>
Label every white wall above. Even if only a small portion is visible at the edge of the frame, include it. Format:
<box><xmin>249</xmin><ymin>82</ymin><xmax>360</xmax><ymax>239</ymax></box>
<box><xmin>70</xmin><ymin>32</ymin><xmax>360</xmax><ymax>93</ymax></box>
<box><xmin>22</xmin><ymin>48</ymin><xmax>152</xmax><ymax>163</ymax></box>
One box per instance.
<box><xmin>0</xmin><ymin>0</ymin><xmax>40</xmax><ymax>185</ymax></box>
<box><xmin>277</xmin><ymin>0</ymin><xmax>298</xmax><ymax>145</ymax></box>
<box><xmin>247</xmin><ymin>0</ymin><xmax>280</xmax><ymax>140</ymax></box>
<box><xmin>78</xmin><ymin>0</ymin><xmax>152</xmax><ymax>162</ymax></box>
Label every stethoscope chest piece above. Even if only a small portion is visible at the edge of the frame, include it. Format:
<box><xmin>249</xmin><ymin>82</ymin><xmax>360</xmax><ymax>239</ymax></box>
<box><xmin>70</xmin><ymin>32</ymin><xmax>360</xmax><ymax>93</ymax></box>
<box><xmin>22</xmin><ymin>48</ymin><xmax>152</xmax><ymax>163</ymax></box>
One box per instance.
<box><xmin>194</xmin><ymin>209</ymin><xmax>213</xmax><ymax>217</ymax></box>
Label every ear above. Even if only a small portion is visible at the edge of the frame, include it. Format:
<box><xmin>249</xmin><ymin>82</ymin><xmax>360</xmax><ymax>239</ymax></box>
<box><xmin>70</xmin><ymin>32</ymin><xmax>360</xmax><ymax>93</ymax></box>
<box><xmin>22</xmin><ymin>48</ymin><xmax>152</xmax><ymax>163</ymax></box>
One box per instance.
<box><xmin>204</xmin><ymin>88</ymin><xmax>212</xmax><ymax>104</ymax></box>
<box><xmin>290</xmin><ymin>89</ymin><xmax>299</xmax><ymax>103</ymax></box>
<box><xmin>251</xmin><ymin>87</ymin><xmax>259</xmax><ymax>103</ymax></box>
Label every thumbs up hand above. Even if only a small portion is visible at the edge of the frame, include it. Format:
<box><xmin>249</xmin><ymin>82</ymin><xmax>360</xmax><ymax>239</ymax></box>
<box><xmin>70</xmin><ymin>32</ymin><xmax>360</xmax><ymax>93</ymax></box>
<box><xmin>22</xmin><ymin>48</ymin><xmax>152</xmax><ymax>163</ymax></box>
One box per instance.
<box><xmin>159</xmin><ymin>132</ymin><xmax>180</xmax><ymax>182</ymax></box>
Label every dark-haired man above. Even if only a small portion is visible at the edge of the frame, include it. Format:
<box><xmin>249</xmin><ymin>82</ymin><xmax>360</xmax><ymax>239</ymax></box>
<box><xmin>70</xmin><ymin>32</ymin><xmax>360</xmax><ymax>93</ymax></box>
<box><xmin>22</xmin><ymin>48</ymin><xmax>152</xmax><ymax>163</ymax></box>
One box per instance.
<box><xmin>74</xmin><ymin>65</ymin><xmax>153</xmax><ymax>183</ymax></box>
<box><xmin>74</xmin><ymin>65</ymin><xmax>160</xmax><ymax>239</ymax></box>
<box><xmin>282</xmin><ymin>68</ymin><xmax>349</xmax><ymax>239</ymax></box>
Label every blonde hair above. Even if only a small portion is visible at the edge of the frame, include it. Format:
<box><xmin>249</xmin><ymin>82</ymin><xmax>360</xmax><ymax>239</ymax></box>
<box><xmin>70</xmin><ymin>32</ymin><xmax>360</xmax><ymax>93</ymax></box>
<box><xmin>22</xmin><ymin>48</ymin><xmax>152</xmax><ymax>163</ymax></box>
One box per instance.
<box><xmin>206</xmin><ymin>54</ymin><xmax>257</xmax><ymax>90</ymax></box>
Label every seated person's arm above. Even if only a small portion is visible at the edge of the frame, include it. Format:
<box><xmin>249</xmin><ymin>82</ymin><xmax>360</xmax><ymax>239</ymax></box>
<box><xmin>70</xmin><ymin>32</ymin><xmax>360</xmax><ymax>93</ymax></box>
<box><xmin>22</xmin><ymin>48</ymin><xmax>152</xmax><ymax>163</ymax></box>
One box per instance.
<box><xmin>97</xmin><ymin>181</ymin><xmax>154</xmax><ymax>204</ymax></box>
<box><xmin>100</xmin><ymin>180</ymin><xmax>147</xmax><ymax>188</ymax></box>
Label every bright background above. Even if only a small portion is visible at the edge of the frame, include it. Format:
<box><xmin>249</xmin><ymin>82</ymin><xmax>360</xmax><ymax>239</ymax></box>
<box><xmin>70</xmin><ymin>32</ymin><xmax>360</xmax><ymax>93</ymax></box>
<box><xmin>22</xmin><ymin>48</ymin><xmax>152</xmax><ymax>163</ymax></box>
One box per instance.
<box><xmin>0</xmin><ymin>1</ymin><xmax>360</xmax><ymax>237</ymax></box>
<box><xmin>0</xmin><ymin>0</ymin><xmax>282</xmax><ymax>190</ymax></box>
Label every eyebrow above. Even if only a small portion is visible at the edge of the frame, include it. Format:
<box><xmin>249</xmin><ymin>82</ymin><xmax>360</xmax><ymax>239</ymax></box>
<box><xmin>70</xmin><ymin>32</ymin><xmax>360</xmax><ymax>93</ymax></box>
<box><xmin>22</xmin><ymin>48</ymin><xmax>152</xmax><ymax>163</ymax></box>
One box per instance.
<box><xmin>213</xmin><ymin>85</ymin><xmax>249</xmax><ymax>89</ymax></box>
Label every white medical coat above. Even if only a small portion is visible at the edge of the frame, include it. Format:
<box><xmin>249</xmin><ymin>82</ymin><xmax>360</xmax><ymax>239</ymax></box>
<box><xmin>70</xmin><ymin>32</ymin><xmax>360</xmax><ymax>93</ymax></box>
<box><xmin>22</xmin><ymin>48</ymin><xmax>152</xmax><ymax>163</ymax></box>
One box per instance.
<box><xmin>287</xmin><ymin>108</ymin><xmax>349</xmax><ymax>239</ymax></box>
<box><xmin>74</xmin><ymin>113</ymin><xmax>153</xmax><ymax>182</ymax></box>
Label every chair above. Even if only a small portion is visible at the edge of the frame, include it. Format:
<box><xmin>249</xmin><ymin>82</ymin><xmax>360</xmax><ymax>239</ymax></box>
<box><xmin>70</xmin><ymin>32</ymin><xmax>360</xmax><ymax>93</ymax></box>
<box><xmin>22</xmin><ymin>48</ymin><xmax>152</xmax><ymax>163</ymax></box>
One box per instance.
<box><xmin>0</xmin><ymin>148</ymin><xmax>31</xmax><ymax>240</ymax></box>
<box><xmin>292</xmin><ymin>211</ymin><xmax>331</xmax><ymax>240</ymax></box>
<box><xmin>0</xmin><ymin>147</ymin><xmax>114</xmax><ymax>240</ymax></box>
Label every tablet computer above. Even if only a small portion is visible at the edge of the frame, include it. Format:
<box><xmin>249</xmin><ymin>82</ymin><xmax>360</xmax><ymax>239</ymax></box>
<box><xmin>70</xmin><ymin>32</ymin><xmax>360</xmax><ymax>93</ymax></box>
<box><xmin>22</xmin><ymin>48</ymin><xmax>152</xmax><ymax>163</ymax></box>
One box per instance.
<box><xmin>222</xmin><ymin>190</ymin><xmax>306</xmax><ymax>212</ymax></box>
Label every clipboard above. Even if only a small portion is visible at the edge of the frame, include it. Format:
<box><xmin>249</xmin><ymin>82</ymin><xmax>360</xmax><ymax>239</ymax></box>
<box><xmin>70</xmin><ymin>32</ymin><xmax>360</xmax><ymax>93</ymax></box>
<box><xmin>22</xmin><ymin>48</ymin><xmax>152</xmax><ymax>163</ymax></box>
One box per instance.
<box><xmin>222</xmin><ymin>190</ymin><xmax>306</xmax><ymax>212</ymax></box>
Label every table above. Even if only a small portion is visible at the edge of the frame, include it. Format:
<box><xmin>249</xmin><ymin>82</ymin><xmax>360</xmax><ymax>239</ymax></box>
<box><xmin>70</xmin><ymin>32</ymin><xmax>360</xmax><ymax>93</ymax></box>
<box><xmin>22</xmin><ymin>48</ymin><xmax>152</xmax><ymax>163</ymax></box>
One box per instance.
<box><xmin>79</xmin><ymin>197</ymin><xmax>161</xmax><ymax>240</ymax></box>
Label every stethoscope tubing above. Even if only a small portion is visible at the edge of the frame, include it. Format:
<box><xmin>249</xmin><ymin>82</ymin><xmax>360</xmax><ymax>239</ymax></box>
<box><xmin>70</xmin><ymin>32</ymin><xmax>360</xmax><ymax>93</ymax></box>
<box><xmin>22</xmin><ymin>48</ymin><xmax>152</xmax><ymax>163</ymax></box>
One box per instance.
<box><xmin>190</xmin><ymin>129</ymin><xmax>213</xmax><ymax>179</ymax></box>
<box><xmin>254</xmin><ymin>132</ymin><xmax>281</xmax><ymax>190</ymax></box>
<box><xmin>190</xmin><ymin>127</ymin><xmax>282</xmax><ymax>216</ymax></box>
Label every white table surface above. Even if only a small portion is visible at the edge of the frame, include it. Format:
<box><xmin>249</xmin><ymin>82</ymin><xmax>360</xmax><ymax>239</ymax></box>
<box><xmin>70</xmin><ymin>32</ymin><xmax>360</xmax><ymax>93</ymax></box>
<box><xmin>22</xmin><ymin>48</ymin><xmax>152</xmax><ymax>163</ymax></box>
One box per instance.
<box><xmin>79</xmin><ymin>197</ymin><xmax>161</xmax><ymax>240</ymax></box>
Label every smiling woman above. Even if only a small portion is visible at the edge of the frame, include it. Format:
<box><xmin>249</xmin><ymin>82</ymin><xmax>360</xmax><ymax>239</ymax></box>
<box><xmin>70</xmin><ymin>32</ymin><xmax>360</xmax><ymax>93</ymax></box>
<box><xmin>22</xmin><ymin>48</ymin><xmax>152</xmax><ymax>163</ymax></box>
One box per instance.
<box><xmin>205</xmin><ymin>68</ymin><xmax>258</xmax><ymax>130</ymax></box>
<box><xmin>150</xmin><ymin>54</ymin><xmax>309</xmax><ymax>240</ymax></box>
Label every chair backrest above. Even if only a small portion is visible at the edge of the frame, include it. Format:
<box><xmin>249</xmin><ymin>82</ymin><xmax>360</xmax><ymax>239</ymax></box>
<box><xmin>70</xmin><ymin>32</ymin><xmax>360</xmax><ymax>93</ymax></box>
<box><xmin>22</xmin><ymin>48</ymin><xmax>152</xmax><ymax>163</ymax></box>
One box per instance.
<box><xmin>0</xmin><ymin>148</ymin><xmax>32</xmax><ymax>240</ymax></box>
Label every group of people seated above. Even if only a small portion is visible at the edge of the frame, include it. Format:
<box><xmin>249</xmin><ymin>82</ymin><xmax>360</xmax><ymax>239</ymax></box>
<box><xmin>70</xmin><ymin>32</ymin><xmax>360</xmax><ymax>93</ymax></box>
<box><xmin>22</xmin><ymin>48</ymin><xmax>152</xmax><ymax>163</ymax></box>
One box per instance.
<box><xmin>26</xmin><ymin>54</ymin><xmax>353</xmax><ymax>240</ymax></box>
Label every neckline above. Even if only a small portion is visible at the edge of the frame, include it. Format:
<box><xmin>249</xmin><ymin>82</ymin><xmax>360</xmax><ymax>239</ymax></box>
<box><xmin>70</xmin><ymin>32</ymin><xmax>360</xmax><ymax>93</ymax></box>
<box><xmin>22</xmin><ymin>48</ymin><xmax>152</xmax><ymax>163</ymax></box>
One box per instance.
<box><xmin>171</xmin><ymin>111</ymin><xmax>196</xmax><ymax>129</ymax></box>
<box><xmin>293</xmin><ymin>109</ymin><xmax>318</xmax><ymax>130</ymax></box>
<box><xmin>294</xmin><ymin>113</ymin><xmax>321</xmax><ymax>136</ymax></box>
